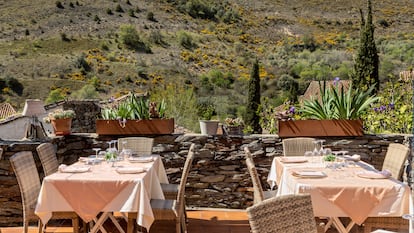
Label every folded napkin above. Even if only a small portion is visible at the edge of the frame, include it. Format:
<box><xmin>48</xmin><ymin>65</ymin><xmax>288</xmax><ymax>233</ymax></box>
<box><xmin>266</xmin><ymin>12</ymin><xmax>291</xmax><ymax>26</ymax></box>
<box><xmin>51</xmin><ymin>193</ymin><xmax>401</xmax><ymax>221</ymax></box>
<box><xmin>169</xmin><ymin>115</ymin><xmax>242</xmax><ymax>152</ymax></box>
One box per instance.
<box><xmin>116</xmin><ymin>167</ymin><xmax>147</xmax><ymax>174</ymax></box>
<box><xmin>59</xmin><ymin>164</ymin><xmax>91</xmax><ymax>173</ymax></box>
<box><xmin>344</xmin><ymin>154</ymin><xmax>361</xmax><ymax>161</ymax></box>
<box><xmin>357</xmin><ymin>170</ymin><xmax>391</xmax><ymax>179</ymax></box>
<box><xmin>128</xmin><ymin>156</ymin><xmax>154</xmax><ymax>163</ymax></box>
<box><xmin>292</xmin><ymin>170</ymin><xmax>326</xmax><ymax>178</ymax></box>
<box><xmin>280</xmin><ymin>157</ymin><xmax>308</xmax><ymax>163</ymax></box>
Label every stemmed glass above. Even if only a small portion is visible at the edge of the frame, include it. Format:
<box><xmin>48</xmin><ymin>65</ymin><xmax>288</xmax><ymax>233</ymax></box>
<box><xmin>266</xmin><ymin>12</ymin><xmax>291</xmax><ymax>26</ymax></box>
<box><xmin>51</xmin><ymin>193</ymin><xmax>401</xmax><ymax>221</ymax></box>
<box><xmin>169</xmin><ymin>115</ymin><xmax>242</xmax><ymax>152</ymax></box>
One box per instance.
<box><xmin>92</xmin><ymin>148</ymin><xmax>100</xmax><ymax>159</ymax></box>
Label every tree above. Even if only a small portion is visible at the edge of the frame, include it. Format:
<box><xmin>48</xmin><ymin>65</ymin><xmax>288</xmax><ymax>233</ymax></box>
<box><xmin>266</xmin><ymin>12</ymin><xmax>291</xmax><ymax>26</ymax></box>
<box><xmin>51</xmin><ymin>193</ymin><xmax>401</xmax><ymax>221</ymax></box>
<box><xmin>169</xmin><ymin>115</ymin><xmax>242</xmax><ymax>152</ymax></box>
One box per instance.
<box><xmin>245</xmin><ymin>59</ymin><xmax>262</xmax><ymax>133</ymax></box>
<box><xmin>352</xmin><ymin>0</ymin><xmax>379</xmax><ymax>94</ymax></box>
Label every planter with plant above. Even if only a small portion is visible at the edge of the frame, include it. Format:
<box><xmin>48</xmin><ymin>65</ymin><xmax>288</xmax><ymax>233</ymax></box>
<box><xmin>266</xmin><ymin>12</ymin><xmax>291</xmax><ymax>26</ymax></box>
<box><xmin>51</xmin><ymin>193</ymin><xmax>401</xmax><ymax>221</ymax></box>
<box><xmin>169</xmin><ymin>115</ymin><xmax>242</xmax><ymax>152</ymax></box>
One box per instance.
<box><xmin>198</xmin><ymin>103</ymin><xmax>219</xmax><ymax>135</ymax></box>
<box><xmin>43</xmin><ymin>109</ymin><xmax>76</xmax><ymax>136</ymax></box>
<box><xmin>278</xmin><ymin>78</ymin><xmax>379</xmax><ymax>137</ymax></box>
<box><xmin>224</xmin><ymin>117</ymin><xmax>244</xmax><ymax>135</ymax></box>
<box><xmin>96</xmin><ymin>93</ymin><xmax>174</xmax><ymax>135</ymax></box>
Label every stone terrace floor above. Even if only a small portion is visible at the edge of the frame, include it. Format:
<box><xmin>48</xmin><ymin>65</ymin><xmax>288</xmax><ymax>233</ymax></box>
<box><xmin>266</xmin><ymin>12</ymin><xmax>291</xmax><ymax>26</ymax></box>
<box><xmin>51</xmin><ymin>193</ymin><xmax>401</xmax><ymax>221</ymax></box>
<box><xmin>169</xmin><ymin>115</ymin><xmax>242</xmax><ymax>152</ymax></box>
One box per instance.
<box><xmin>0</xmin><ymin>208</ymin><xmax>371</xmax><ymax>233</ymax></box>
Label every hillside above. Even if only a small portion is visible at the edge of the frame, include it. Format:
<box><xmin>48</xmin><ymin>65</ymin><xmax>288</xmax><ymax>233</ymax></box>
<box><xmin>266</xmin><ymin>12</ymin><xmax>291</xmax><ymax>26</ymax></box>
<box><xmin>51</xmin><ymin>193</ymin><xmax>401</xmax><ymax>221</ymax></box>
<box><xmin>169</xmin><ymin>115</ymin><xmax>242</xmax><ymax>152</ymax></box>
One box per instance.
<box><xmin>1</xmin><ymin>0</ymin><xmax>414</xmax><ymax>130</ymax></box>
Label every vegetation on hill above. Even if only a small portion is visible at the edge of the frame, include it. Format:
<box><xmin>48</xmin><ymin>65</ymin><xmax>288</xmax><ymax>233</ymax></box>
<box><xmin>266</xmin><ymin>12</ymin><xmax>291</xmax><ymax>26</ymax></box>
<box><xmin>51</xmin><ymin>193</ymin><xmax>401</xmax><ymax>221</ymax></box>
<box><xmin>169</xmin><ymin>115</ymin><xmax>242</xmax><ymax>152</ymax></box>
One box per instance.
<box><xmin>0</xmin><ymin>0</ymin><xmax>413</xmax><ymax>132</ymax></box>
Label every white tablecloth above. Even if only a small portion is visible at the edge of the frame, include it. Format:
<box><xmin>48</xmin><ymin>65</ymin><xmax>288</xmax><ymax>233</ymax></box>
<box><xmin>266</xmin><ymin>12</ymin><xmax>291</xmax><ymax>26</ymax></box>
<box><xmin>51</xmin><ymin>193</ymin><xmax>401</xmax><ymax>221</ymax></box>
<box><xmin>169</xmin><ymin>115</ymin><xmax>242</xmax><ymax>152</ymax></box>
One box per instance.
<box><xmin>267</xmin><ymin>156</ymin><xmax>411</xmax><ymax>225</ymax></box>
<box><xmin>35</xmin><ymin>155</ymin><xmax>168</xmax><ymax>230</ymax></box>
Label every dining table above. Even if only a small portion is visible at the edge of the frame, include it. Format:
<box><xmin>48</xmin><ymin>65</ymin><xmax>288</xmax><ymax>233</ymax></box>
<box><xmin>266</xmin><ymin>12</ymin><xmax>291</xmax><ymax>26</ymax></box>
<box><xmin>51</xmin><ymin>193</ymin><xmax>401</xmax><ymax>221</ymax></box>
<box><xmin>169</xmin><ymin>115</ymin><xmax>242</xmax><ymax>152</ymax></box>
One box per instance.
<box><xmin>267</xmin><ymin>156</ymin><xmax>411</xmax><ymax>233</ymax></box>
<box><xmin>35</xmin><ymin>154</ymin><xmax>169</xmax><ymax>233</ymax></box>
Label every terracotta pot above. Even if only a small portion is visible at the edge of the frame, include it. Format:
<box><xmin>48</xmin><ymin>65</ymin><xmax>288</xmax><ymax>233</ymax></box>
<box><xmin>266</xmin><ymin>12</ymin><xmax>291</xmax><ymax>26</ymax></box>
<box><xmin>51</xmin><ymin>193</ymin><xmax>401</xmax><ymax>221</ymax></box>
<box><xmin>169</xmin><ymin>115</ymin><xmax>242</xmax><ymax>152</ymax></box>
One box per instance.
<box><xmin>96</xmin><ymin>119</ymin><xmax>174</xmax><ymax>135</ymax></box>
<box><xmin>51</xmin><ymin>118</ymin><xmax>72</xmax><ymax>136</ymax></box>
<box><xmin>278</xmin><ymin>119</ymin><xmax>363</xmax><ymax>137</ymax></box>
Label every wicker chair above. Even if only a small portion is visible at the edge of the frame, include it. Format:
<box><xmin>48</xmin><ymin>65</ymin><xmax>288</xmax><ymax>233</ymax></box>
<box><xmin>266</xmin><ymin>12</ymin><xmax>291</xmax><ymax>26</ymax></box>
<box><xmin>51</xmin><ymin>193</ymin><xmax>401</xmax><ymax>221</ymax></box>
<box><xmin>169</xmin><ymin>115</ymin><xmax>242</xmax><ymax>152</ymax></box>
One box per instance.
<box><xmin>363</xmin><ymin>217</ymin><xmax>409</xmax><ymax>233</ymax></box>
<box><xmin>118</xmin><ymin>137</ymin><xmax>154</xmax><ymax>156</ymax></box>
<box><xmin>36</xmin><ymin>143</ymin><xmax>59</xmax><ymax>177</ymax></box>
<box><xmin>10</xmin><ymin>151</ymin><xmax>80</xmax><ymax>233</ymax></box>
<box><xmin>117</xmin><ymin>137</ymin><xmax>180</xmax><ymax>200</ymax></box>
<box><xmin>127</xmin><ymin>143</ymin><xmax>196</xmax><ymax>233</ymax></box>
<box><xmin>382</xmin><ymin>143</ymin><xmax>410</xmax><ymax>181</ymax></box>
<box><xmin>244</xmin><ymin>147</ymin><xmax>277</xmax><ymax>204</ymax></box>
<box><xmin>247</xmin><ymin>194</ymin><xmax>319</xmax><ymax>233</ymax></box>
<box><xmin>282</xmin><ymin>137</ymin><xmax>315</xmax><ymax>156</ymax></box>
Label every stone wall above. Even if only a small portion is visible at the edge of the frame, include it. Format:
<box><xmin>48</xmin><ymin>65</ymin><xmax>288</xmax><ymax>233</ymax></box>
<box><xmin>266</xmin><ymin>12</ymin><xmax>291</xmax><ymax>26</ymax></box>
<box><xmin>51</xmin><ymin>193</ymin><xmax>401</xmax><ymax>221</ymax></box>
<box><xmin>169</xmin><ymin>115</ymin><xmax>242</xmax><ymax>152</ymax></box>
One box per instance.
<box><xmin>0</xmin><ymin>133</ymin><xmax>411</xmax><ymax>226</ymax></box>
<box><xmin>62</xmin><ymin>100</ymin><xmax>101</xmax><ymax>133</ymax></box>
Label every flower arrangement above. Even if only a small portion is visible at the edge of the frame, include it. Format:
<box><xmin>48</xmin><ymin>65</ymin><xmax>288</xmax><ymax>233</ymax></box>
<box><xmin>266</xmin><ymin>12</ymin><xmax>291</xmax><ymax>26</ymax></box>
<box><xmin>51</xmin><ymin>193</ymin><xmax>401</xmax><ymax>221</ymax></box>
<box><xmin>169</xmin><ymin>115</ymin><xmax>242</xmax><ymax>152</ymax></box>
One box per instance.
<box><xmin>224</xmin><ymin>117</ymin><xmax>244</xmax><ymax>127</ymax></box>
<box><xmin>43</xmin><ymin>109</ymin><xmax>76</xmax><ymax>123</ymax></box>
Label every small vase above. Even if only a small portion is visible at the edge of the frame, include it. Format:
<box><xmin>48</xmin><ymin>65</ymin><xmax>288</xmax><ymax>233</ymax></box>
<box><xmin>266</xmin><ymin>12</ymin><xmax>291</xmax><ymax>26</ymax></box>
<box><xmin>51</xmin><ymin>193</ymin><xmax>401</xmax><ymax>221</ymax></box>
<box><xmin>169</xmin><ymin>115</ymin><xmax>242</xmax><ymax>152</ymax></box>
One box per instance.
<box><xmin>51</xmin><ymin>118</ymin><xmax>72</xmax><ymax>136</ymax></box>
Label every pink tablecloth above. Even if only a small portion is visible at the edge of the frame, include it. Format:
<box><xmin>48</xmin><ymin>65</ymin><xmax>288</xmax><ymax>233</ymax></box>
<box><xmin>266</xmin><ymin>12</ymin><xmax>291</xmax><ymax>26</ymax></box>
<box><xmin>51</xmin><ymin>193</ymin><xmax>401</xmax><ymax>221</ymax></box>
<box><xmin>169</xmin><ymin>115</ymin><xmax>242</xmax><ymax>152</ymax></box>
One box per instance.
<box><xmin>267</xmin><ymin>156</ymin><xmax>411</xmax><ymax>225</ymax></box>
<box><xmin>35</xmin><ymin>155</ymin><xmax>168</xmax><ymax>230</ymax></box>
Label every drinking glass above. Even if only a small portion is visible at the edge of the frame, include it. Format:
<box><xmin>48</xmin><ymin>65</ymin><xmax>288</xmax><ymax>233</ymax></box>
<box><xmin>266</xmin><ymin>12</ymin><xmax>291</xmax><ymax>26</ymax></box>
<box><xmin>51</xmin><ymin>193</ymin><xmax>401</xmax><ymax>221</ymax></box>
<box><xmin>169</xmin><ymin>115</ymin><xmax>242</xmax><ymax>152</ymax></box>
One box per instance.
<box><xmin>304</xmin><ymin>151</ymin><xmax>314</xmax><ymax>163</ymax></box>
<box><xmin>92</xmin><ymin>148</ymin><xmax>100</xmax><ymax>159</ymax></box>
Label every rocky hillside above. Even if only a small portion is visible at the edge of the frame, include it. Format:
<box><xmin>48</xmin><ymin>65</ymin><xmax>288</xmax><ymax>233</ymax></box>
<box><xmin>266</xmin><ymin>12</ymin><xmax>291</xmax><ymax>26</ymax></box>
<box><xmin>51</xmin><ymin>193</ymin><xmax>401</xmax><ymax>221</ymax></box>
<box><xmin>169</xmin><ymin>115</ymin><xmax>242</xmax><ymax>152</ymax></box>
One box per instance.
<box><xmin>0</xmin><ymin>0</ymin><xmax>413</xmax><ymax>111</ymax></box>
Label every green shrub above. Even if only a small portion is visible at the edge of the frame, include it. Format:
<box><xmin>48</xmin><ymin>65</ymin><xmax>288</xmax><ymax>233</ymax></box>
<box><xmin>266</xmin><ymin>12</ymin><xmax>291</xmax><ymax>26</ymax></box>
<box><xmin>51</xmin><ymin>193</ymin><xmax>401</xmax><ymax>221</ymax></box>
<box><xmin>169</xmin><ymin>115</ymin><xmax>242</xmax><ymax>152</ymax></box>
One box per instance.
<box><xmin>106</xmin><ymin>8</ymin><xmax>113</xmax><ymax>15</ymax></box>
<box><xmin>4</xmin><ymin>76</ymin><xmax>24</xmax><ymax>95</ymax></box>
<box><xmin>363</xmin><ymin>80</ymin><xmax>412</xmax><ymax>134</ymax></box>
<box><xmin>147</xmin><ymin>12</ymin><xmax>156</xmax><ymax>21</ymax></box>
<box><xmin>71</xmin><ymin>84</ymin><xmax>99</xmax><ymax>100</ymax></box>
<box><xmin>55</xmin><ymin>1</ymin><xmax>64</xmax><ymax>9</ymax></box>
<box><xmin>177</xmin><ymin>31</ymin><xmax>197</xmax><ymax>49</ymax></box>
<box><xmin>75</xmin><ymin>53</ymin><xmax>91</xmax><ymax>72</ymax></box>
<box><xmin>119</xmin><ymin>25</ymin><xmax>152</xmax><ymax>53</ymax></box>
<box><xmin>115</xmin><ymin>4</ymin><xmax>124</xmax><ymax>13</ymax></box>
<box><xmin>46</xmin><ymin>88</ymin><xmax>66</xmax><ymax>104</ymax></box>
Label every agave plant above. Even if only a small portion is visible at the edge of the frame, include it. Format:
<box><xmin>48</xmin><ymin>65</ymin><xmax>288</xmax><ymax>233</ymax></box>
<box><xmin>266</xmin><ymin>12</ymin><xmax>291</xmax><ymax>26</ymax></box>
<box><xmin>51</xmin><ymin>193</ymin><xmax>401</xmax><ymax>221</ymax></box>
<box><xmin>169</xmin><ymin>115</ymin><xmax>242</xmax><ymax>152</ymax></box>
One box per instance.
<box><xmin>100</xmin><ymin>93</ymin><xmax>167</xmax><ymax>120</ymax></box>
<box><xmin>301</xmin><ymin>80</ymin><xmax>380</xmax><ymax>120</ymax></box>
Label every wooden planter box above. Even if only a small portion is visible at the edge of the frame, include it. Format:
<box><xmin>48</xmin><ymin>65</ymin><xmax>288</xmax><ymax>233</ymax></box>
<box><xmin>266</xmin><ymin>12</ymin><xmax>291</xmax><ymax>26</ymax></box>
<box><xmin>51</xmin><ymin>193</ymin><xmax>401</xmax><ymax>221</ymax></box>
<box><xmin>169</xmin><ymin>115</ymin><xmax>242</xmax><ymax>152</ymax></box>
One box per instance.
<box><xmin>96</xmin><ymin>119</ymin><xmax>174</xmax><ymax>135</ymax></box>
<box><xmin>278</xmin><ymin>119</ymin><xmax>363</xmax><ymax>137</ymax></box>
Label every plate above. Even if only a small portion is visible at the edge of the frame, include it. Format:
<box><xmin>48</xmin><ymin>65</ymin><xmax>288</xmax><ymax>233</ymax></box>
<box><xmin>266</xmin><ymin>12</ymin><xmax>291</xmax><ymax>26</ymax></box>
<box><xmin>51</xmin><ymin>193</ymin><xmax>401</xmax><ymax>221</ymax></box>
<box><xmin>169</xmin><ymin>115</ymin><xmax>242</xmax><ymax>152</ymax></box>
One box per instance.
<box><xmin>60</xmin><ymin>165</ymin><xmax>91</xmax><ymax>173</ymax></box>
<box><xmin>116</xmin><ymin>167</ymin><xmax>146</xmax><ymax>174</ymax></box>
<box><xmin>292</xmin><ymin>170</ymin><xmax>327</xmax><ymax>178</ymax></box>
<box><xmin>280</xmin><ymin>157</ymin><xmax>308</xmax><ymax>163</ymax></box>
<box><xmin>128</xmin><ymin>156</ymin><xmax>154</xmax><ymax>163</ymax></box>
<box><xmin>357</xmin><ymin>171</ymin><xmax>390</xmax><ymax>179</ymax></box>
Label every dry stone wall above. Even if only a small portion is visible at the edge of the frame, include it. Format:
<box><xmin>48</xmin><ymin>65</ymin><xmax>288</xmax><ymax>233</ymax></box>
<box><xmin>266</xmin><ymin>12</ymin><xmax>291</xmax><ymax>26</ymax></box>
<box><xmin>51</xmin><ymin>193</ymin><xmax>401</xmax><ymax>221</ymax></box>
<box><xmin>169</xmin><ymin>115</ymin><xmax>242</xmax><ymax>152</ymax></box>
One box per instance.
<box><xmin>0</xmin><ymin>133</ymin><xmax>411</xmax><ymax>226</ymax></box>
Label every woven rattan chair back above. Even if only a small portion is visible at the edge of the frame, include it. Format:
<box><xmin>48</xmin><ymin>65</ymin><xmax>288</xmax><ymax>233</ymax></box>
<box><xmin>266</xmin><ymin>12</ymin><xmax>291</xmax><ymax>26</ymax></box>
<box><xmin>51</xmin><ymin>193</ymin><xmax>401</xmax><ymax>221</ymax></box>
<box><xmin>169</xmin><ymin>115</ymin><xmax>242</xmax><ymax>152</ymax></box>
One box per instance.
<box><xmin>382</xmin><ymin>143</ymin><xmax>410</xmax><ymax>180</ymax></box>
<box><xmin>118</xmin><ymin>137</ymin><xmax>154</xmax><ymax>156</ymax></box>
<box><xmin>247</xmin><ymin>194</ymin><xmax>318</xmax><ymax>233</ymax></box>
<box><xmin>36</xmin><ymin>143</ymin><xmax>59</xmax><ymax>177</ymax></box>
<box><xmin>282</xmin><ymin>137</ymin><xmax>315</xmax><ymax>156</ymax></box>
<box><xmin>10</xmin><ymin>151</ymin><xmax>42</xmax><ymax>233</ymax></box>
<box><xmin>176</xmin><ymin>143</ymin><xmax>195</xmax><ymax>208</ymax></box>
<box><xmin>127</xmin><ymin>143</ymin><xmax>195</xmax><ymax>233</ymax></box>
<box><xmin>244</xmin><ymin>147</ymin><xmax>264</xmax><ymax>203</ymax></box>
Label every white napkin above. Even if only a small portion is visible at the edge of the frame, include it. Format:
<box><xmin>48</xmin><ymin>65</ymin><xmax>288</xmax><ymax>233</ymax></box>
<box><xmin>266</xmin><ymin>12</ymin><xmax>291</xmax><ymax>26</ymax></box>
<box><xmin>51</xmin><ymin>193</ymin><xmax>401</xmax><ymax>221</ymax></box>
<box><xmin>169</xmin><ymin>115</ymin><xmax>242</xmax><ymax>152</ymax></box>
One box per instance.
<box><xmin>116</xmin><ymin>167</ymin><xmax>147</xmax><ymax>174</ymax></box>
<box><xmin>128</xmin><ymin>156</ymin><xmax>154</xmax><ymax>163</ymax></box>
<box><xmin>293</xmin><ymin>170</ymin><xmax>326</xmax><ymax>177</ymax></box>
<box><xmin>357</xmin><ymin>170</ymin><xmax>391</xmax><ymax>179</ymax></box>
<box><xmin>59</xmin><ymin>164</ymin><xmax>91</xmax><ymax>173</ymax></box>
<box><xmin>280</xmin><ymin>157</ymin><xmax>308</xmax><ymax>163</ymax></box>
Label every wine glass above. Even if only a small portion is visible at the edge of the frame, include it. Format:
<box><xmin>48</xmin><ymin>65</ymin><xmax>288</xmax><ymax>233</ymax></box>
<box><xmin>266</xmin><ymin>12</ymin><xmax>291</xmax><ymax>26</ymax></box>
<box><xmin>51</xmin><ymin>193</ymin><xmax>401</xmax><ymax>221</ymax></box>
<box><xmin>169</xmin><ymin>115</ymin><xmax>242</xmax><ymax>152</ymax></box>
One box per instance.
<box><xmin>92</xmin><ymin>148</ymin><xmax>100</xmax><ymax>159</ymax></box>
<box><xmin>304</xmin><ymin>151</ymin><xmax>314</xmax><ymax>164</ymax></box>
<box><xmin>318</xmin><ymin>140</ymin><xmax>326</xmax><ymax>156</ymax></box>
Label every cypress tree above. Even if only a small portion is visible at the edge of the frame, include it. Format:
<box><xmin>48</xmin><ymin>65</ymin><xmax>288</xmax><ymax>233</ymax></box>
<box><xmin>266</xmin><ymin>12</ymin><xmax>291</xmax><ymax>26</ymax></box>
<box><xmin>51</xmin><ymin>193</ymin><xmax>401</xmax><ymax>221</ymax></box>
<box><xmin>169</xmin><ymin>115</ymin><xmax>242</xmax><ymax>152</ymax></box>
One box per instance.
<box><xmin>353</xmin><ymin>0</ymin><xmax>379</xmax><ymax>93</ymax></box>
<box><xmin>245</xmin><ymin>59</ymin><xmax>262</xmax><ymax>134</ymax></box>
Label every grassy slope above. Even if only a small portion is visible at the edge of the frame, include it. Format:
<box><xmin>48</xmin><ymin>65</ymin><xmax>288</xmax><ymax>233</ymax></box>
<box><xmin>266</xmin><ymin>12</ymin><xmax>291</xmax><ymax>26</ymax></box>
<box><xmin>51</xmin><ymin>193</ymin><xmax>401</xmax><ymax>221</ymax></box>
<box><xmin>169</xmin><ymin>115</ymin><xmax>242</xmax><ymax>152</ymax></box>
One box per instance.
<box><xmin>0</xmin><ymin>0</ymin><xmax>414</xmax><ymax>110</ymax></box>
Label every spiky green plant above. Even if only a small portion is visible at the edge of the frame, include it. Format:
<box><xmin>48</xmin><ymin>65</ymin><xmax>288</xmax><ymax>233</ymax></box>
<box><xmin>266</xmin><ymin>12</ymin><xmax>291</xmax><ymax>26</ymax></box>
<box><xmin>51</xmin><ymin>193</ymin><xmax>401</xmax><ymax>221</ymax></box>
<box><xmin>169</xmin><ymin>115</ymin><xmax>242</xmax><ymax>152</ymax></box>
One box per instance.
<box><xmin>301</xmin><ymin>80</ymin><xmax>379</xmax><ymax>120</ymax></box>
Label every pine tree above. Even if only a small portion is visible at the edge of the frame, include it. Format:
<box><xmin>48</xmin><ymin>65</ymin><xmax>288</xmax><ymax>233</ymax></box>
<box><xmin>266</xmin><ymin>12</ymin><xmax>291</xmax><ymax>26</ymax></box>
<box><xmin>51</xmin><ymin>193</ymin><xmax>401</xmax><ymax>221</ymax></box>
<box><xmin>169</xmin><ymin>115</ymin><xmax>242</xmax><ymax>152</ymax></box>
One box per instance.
<box><xmin>245</xmin><ymin>59</ymin><xmax>262</xmax><ymax>134</ymax></box>
<box><xmin>353</xmin><ymin>0</ymin><xmax>379</xmax><ymax>93</ymax></box>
